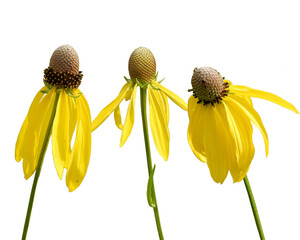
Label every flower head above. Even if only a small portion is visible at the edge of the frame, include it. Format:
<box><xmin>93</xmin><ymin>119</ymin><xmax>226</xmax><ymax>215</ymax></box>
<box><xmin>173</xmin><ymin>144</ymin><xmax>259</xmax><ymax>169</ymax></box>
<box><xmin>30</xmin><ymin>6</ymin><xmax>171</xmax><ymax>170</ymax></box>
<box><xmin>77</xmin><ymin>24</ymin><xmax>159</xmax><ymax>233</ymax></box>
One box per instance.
<box><xmin>15</xmin><ymin>45</ymin><xmax>91</xmax><ymax>191</ymax></box>
<box><xmin>44</xmin><ymin>45</ymin><xmax>83</xmax><ymax>89</ymax></box>
<box><xmin>188</xmin><ymin>67</ymin><xmax>298</xmax><ymax>183</ymax></box>
<box><xmin>92</xmin><ymin>47</ymin><xmax>187</xmax><ymax>160</ymax></box>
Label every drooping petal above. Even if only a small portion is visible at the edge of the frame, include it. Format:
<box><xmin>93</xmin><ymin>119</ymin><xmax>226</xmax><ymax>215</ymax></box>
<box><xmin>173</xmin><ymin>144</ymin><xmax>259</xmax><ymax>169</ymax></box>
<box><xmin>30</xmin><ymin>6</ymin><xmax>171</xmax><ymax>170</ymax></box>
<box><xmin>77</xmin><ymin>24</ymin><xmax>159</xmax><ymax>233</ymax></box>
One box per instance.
<box><xmin>151</xmin><ymin>81</ymin><xmax>187</xmax><ymax>111</ymax></box>
<box><xmin>120</xmin><ymin>84</ymin><xmax>138</xmax><ymax>147</ymax></box>
<box><xmin>125</xmin><ymin>87</ymin><xmax>133</xmax><ymax>101</ymax></box>
<box><xmin>202</xmin><ymin>104</ymin><xmax>235</xmax><ymax>183</ymax></box>
<box><xmin>15</xmin><ymin>117</ymin><xmax>29</xmax><ymax>162</ymax></box>
<box><xmin>68</xmin><ymin>94</ymin><xmax>77</xmax><ymax>141</ymax></box>
<box><xmin>223</xmin><ymin>99</ymin><xmax>255</xmax><ymax>182</ymax></box>
<box><xmin>91</xmin><ymin>83</ymin><xmax>132</xmax><ymax>131</ymax></box>
<box><xmin>229</xmin><ymin>94</ymin><xmax>269</xmax><ymax>156</ymax></box>
<box><xmin>222</xmin><ymin>101</ymin><xmax>241</xmax><ymax>180</ymax></box>
<box><xmin>159</xmin><ymin>91</ymin><xmax>169</xmax><ymax>124</ymax></box>
<box><xmin>114</xmin><ymin>105</ymin><xmax>124</xmax><ymax>130</ymax></box>
<box><xmin>151</xmin><ymin>87</ymin><xmax>169</xmax><ymax>137</ymax></box>
<box><xmin>52</xmin><ymin>90</ymin><xmax>70</xmax><ymax>179</ymax></box>
<box><xmin>187</xmin><ymin>98</ymin><xmax>207</xmax><ymax>163</ymax></box>
<box><xmin>23</xmin><ymin>88</ymin><xmax>56</xmax><ymax>179</ymax></box>
<box><xmin>148</xmin><ymin>86</ymin><xmax>170</xmax><ymax>161</ymax></box>
<box><xmin>236</xmin><ymin>91</ymin><xmax>253</xmax><ymax>106</ymax></box>
<box><xmin>64</xmin><ymin>94</ymin><xmax>77</xmax><ymax>169</ymax></box>
<box><xmin>230</xmin><ymin>85</ymin><xmax>299</xmax><ymax>113</ymax></box>
<box><xmin>79</xmin><ymin>92</ymin><xmax>91</xmax><ymax>120</ymax></box>
<box><xmin>15</xmin><ymin>86</ymin><xmax>47</xmax><ymax>162</ymax></box>
<box><xmin>188</xmin><ymin>95</ymin><xmax>198</xmax><ymax>119</ymax></box>
<box><xmin>66</xmin><ymin>94</ymin><xmax>91</xmax><ymax>192</ymax></box>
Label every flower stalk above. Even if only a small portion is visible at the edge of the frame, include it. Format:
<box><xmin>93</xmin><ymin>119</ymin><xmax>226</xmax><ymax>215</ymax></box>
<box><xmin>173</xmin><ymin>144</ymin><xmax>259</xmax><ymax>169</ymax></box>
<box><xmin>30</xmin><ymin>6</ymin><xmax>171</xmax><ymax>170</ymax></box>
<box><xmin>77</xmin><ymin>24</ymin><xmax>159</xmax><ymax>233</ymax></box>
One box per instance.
<box><xmin>140</xmin><ymin>87</ymin><xmax>164</xmax><ymax>240</ymax></box>
<box><xmin>22</xmin><ymin>90</ymin><xmax>60</xmax><ymax>240</ymax></box>
<box><xmin>243</xmin><ymin>175</ymin><xmax>265</xmax><ymax>240</ymax></box>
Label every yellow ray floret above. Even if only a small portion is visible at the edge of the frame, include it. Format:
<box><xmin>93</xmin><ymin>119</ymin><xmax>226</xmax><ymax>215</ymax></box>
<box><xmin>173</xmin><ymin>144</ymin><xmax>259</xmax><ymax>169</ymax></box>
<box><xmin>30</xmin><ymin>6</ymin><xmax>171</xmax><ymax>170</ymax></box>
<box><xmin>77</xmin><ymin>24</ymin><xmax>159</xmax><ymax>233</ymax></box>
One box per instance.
<box><xmin>16</xmin><ymin>88</ymin><xmax>56</xmax><ymax>179</ymax></box>
<box><xmin>152</xmin><ymin>81</ymin><xmax>187</xmax><ymax>111</ymax></box>
<box><xmin>148</xmin><ymin>86</ymin><xmax>170</xmax><ymax>161</ymax></box>
<box><xmin>114</xmin><ymin>105</ymin><xmax>123</xmax><ymax>130</ymax></box>
<box><xmin>66</xmin><ymin>94</ymin><xmax>91</xmax><ymax>192</ymax></box>
<box><xmin>187</xmin><ymin>96</ymin><xmax>207</xmax><ymax>163</ymax></box>
<box><xmin>230</xmin><ymin>85</ymin><xmax>299</xmax><ymax>113</ymax></box>
<box><xmin>15</xmin><ymin>86</ymin><xmax>47</xmax><ymax>163</ymax></box>
<box><xmin>91</xmin><ymin>83</ymin><xmax>132</xmax><ymax>131</ymax></box>
<box><xmin>52</xmin><ymin>89</ymin><xmax>71</xmax><ymax>179</ymax></box>
<box><xmin>120</xmin><ymin>84</ymin><xmax>138</xmax><ymax>147</ymax></box>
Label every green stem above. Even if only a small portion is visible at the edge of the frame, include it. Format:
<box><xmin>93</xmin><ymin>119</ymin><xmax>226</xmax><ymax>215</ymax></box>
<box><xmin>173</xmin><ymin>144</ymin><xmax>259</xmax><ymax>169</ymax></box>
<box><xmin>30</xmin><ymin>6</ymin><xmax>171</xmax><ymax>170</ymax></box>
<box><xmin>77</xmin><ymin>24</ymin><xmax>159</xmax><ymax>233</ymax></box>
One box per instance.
<box><xmin>243</xmin><ymin>175</ymin><xmax>265</xmax><ymax>240</ymax></box>
<box><xmin>22</xmin><ymin>90</ymin><xmax>60</xmax><ymax>240</ymax></box>
<box><xmin>140</xmin><ymin>87</ymin><xmax>164</xmax><ymax>240</ymax></box>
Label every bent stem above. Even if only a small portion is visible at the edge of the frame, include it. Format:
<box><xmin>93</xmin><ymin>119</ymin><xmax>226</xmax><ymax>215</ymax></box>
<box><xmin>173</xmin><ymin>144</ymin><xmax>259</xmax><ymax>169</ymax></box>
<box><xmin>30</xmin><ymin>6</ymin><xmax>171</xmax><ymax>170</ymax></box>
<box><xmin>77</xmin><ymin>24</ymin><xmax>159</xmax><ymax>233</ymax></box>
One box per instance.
<box><xmin>22</xmin><ymin>90</ymin><xmax>60</xmax><ymax>240</ymax></box>
<box><xmin>140</xmin><ymin>87</ymin><xmax>164</xmax><ymax>240</ymax></box>
<box><xmin>243</xmin><ymin>175</ymin><xmax>265</xmax><ymax>240</ymax></box>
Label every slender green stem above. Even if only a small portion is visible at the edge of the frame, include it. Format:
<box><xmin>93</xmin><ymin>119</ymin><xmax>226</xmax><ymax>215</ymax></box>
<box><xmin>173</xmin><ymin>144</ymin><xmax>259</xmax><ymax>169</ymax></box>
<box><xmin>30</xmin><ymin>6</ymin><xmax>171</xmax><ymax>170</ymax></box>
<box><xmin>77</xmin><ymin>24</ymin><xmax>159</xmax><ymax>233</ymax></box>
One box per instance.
<box><xmin>140</xmin><ymin>87</ymin><xmax>164</xmax><ymax>240</ymax></box>
<box><xmin>22</xmin><ymin>90</ymin><xmax>60</xmax><ymax>240</ymax></box>
<box><xmin>243</xmin><ymin>175</ymin><xmax>265</xmax><ymax>240</ymax></box>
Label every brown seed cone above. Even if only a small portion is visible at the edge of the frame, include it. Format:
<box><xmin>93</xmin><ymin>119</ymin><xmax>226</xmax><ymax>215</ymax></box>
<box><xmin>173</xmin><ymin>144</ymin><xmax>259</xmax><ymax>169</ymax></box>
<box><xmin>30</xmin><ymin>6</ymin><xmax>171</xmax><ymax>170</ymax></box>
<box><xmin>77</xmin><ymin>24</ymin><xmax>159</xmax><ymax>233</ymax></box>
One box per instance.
<box><xmin>191</xmin><ymin>67</ymin><xmax>228</xmax><ymax>105</ymax></box>
<box><xmin>49</xmin><ymin>45</ymin><xmax>79</xmax><ymax>75</ymax></box>
<box><xmin>44</xmin><ymin>45</ymin><xmax>82</xmax><ymax>89</ymax></box>
<box><xmin>128</xmin><ymin>47</ymin><xmax>156</xmax><ymax>84</ymax></box>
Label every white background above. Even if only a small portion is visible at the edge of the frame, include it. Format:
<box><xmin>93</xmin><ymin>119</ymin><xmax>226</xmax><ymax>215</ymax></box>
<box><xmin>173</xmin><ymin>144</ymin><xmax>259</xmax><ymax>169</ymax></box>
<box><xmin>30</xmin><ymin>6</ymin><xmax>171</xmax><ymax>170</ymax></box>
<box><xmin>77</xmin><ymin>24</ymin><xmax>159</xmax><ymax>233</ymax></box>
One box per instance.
<box><xmin>0</xmin><ymin>0</ymin><xmax>299</xmax><ymax>239</ymax></box>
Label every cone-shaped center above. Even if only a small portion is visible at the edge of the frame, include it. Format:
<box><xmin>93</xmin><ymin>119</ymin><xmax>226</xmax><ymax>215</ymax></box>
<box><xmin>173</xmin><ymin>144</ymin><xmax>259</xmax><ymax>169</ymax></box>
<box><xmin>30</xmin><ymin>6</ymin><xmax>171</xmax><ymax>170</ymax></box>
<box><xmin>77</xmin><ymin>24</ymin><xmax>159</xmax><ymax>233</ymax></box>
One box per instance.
<box><xmin>128</xmin><ymin>47</ymin><xmax>156</xmax><ymax>84</ymax></box>
<box><xmin>190</xmin><ymin>67</ymin><xmax>228</xmax><ymax>105</ymax></box>
<box><xmin>49</xmin><ymin>45</ymin><xmax>79</xmax><ymax>75</ymax></box>
<box><xmin>44</xmin><ymin>45</ymin><xmax>83</xmax><ymax>89</ymax></box>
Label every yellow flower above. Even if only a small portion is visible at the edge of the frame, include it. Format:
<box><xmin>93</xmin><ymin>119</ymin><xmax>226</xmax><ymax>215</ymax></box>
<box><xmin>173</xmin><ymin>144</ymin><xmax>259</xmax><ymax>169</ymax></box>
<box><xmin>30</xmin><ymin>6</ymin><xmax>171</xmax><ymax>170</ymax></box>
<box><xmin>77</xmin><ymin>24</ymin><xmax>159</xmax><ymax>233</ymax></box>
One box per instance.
<box><xmin>92</xmin><ymin>47</ymin><xmax>187</xmax><ymax>160</ymax></box>
<box><xmin>188</xmin><ymin>67</ymin><xmax>298</xmax><ymax>183</ymax></box>
<box><xmin>15</xmin><ymin>45</ymin><xmax>91</xmax><ymax>192</ymax></box>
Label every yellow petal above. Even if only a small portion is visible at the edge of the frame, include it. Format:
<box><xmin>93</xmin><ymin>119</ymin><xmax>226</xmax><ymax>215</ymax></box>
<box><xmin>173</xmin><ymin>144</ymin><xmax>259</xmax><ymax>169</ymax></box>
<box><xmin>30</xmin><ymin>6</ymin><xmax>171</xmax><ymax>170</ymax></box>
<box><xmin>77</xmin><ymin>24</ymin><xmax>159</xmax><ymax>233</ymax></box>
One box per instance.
<box><xmin>187</xmin><ymin>99</ymin><xmax>207</xmax><ymax>163</ymax></box>
<box><xmin>15</xmin><ymin>116</ymin><xmax>28</xmax><ymax>162</ymax></box>
<box><xmin>151</xmin><ymin>81</ymin><xmax>187</xmax><ymax>111</ymax></box>
<box><xmin>159</xmin><ymin>90</ymin><xmax>169</xmax><ymax>125</ymax></box>
<box><xmin>91</xmin><ymin>83</ymin><xmax>132</xmax><ymax>131</ymax></box>
<box><xmin>80</xmin><ymin>93</ymin><xmax>91</xmax><ymax>120</ymax></box>
<box><xmin>66</xmin><ymin>95</ymin><xmax>91</xmax><ymax>192</ymax></box>
<box><xmin>188</xmin><ymin>95</ymin><xmax>198</xmax><ymax>119</ymax></box>
<box><xmin>148</xmin><ymin>86</ymin><xmax>170</xmax><ymax>161</ymax></box>
<box><xmin>114</xmin><ymin>105</ymin><xmax>124</xmax><ymax>130</ymax></box>
<box><xmin>15</xmin><ymin>86</ymin><xmax>47</xmax><ymax>162</ymax></box>
<box><xmin>52</xmin><ymin>90</ymin><xmax>70</xmax><ymax>179</ymax></box>
<box><xmin>229</xmin><ymin>94</ymin><xmax>269</xmax><ymax>156</ymax></box>
<box><xmin>68</xmin><ymin>95</ymin><xmax>77</xmax><ymax>141</ymax></box>
<box><xmin>223</xmin><ymin>99</ymin><xmax>255</xmax><ymax>182</ymax></box>
<box><xmin>64</xmin><ymin>94</ymin><xmax>77</xmax><ymax>169</ymax></box>
<box><xmin>23</xmin><ymin>88</ymin><xmax>56</xmax><ymax>179</ymax></box>
<box><xmin>202</xmin><ymin>104</ymin><xmax>235</xmax><ymax>183</ymax></box>
<box><xmin>230</xmin><ymin>85</ymin><xmax>299</xmax><ymax>113</ymax></box>
<box><xmin>125</xmin><ymin>87</ymin><xmax>133</xmax><ymax>101</ymax></box>
<box><xmin>120</xmin><ymin>84</ymin><xmax>138</xmax><ymax>147</ymax></box>
<box><xmin>152</xmin><ymin>87</ymin><xmax>169</xmax><ymax>137</ymax></box>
